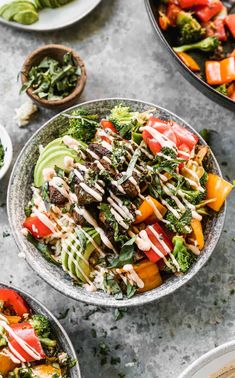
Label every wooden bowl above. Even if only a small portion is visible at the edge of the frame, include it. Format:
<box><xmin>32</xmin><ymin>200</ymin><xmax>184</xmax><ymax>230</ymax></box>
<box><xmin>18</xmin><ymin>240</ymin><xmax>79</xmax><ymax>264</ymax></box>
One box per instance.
<box><xmin>21</xmin><ymin>44</ymin><xmax>87</xmax><ymax>111</ymax></box>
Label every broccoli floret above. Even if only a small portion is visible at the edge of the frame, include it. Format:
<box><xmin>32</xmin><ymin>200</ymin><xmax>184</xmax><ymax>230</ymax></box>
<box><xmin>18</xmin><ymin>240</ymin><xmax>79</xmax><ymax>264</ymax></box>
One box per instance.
<box><xmin>216</xmin><ymin>84</ymin><xmax>228</xmax><ymax>96</ymax></box>
<box><xmin>29</xmin><ymin>314</ymin><xmax>51</xmax><ymax>338</ymax></box>
<box><xmin>172</xmin><ymin>235</ymin><xmax>196</xmax><ymax>272</ymax></box>
<box><xmin>176</xmin><ymin>11</ymin><xmax>205</xmax><ymax>44</ymax></box>
<box><xmin>65</xmin><ymin>108</ymin><xmax>98</xmax><ymax>143</ymax></box>
<box><xmin>165</xmin><ymin>208</ymin><xmax>192</xmax><ymax>234</ymax></box>
<box><xmin>109</xmin><ymin>104</ymin><xmax>138</xmax><ymax>139</ymax></box>
<box><xmin>180</xmin><ymin>188</ymin><xmax>206</xmax><ymax>205</ymax></box>
<box><xmin>200</xmin><ymin>172</ymin><xmax>208</xmax><ymax>188</ymax></box>
<box><xmin>173</xmin><ymin>36</ymin><xmax>219</xmax><ymax>53</ymax></box>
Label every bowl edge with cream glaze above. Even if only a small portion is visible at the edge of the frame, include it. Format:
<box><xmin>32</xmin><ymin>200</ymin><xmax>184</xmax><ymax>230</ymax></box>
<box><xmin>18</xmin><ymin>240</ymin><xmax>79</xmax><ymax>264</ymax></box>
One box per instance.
<box><xmin>0</xmin><ymin>282</ymin><xmax>81</xmax><ymax>377</ymax></box>
<box><xmin>178</xmin><ymin>340</ymin><xmax>235</xmax><ymax>378</ymax></box>
<box><xmin>7</xmin><ymin>98</ymin><xmax>226</xmax><ymax>308</ymax></box>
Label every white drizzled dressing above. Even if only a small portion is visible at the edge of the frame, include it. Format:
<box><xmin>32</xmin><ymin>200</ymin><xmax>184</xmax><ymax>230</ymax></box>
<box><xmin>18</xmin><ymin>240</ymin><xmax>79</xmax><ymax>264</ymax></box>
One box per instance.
<box><xmin>74</xmin><ymin>206</ymin><xmax>117</xmax><ymax>254</ymax></box>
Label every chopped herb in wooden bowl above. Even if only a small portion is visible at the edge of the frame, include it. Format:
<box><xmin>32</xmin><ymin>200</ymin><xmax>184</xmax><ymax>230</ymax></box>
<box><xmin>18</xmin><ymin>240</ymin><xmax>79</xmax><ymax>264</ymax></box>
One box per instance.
<box><xmin>21</xmin><ymin>44</ymin><xmax>87</xmax><ymax>110</ymax></box>
<box><xmin>21</xmin><ymin>52</ymin><xmax>81</xmax><ymax>101</ymax></box>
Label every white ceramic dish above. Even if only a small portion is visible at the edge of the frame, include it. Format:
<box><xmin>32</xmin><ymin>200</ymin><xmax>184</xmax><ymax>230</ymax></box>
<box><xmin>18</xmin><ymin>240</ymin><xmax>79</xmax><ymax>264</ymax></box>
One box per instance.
<box><xmin>0</xmin><ymin>0</ymin><xmax>102</xmax><ymax>31</ymax></box>
<box><xmin>0</xmin><ymin>124</ymin><xmax>13</xmax><ymax>180</ymax></box>
<box><xmin>178</xmin><ymin>340</ymin><xmax>235</xmax><ymax>378</ymax></box>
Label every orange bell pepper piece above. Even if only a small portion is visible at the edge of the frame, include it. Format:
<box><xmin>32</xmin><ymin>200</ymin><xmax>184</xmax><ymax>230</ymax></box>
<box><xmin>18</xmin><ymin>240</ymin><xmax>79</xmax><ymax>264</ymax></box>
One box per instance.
<box><xmin>206</xmin><ymin>173</ymin><xmax>233</xmax><ymax>211</ymax></box>
<box><xmin>32</xmin><ymin>365</ymin><xmax>62</xmax><ymax>378</ymax></box>
<box><xmin>220</xmin><ymin>57</ymin><xmax>235</xmax><ymax>83</ymax></box>
<box><xmin>206</xmin><ymin>61</ymin><xmax>222</xmax><ymax>85</ymax></box>
<box><xmin>4</xmin><ymin>315</ymin><xmax>21</xmax><ymax>324</ymax></box>
<box><xmin>133</xmin><ymin>260</ymin><xmax>162</xmax><ymax>293</ymax></box>
<box><xmin>177</xmin><ymin>52</ymin><xmax>200</xmax><ymax>72</ymax></box>
<box><xmin>227</xmin><ymin>82</ymin><xmax>235</xmax><ymax>100</ymax></box>
<box><xmin>206</xmin><ymin>58</ymin><xmax>235</xmax><ymax>85</ymax></box>
<box><xmin>191</xmin><ymin>219</ymin><xmax>204</xmax><ymax>250</ymax></box>
<box><xmin>134</xmin><ymin>195</ymin><xmax>167</xmax><ymax>224</ymax></box>
<box><xmin>0</xmin><ymin>354</ymin><xmax>17</xmax><ymax>376</ymax></box>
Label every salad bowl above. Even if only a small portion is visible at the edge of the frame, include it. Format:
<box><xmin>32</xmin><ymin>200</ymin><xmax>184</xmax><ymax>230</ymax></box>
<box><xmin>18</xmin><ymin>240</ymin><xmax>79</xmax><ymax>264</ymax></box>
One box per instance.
<box><xmin>7</xmin><ymin>98</ymin><xmax>226</xmax><ymax>307</ymax></box>
<box><xmin>0</xmin><ymin>282</ymin><xmax>81</xmax><ymax>377</ymax></box>
<box><xmin>145</xmin><ymin>0</ymin><xmax>235</xmax><ymax>111</ymax></box>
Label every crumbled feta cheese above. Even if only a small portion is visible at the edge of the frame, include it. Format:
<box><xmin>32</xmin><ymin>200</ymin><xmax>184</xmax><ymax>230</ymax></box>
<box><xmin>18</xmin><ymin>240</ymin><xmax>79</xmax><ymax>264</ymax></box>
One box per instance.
<box><xmin>14</xmin><ymin>101</ymin><xmax>38</xmax><ymax>127</ymax></box>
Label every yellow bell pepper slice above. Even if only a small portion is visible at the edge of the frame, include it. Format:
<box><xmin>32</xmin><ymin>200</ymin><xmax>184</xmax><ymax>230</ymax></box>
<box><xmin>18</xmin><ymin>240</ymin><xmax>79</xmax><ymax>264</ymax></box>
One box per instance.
<box><xmin>134</xmin><ymin>195</ymin><xmax>167</xmax><ymax>224</ymax></box>
<box><xmin>191</xmin><ymin>219</ymin><xmax>204</xmax><ymax>250</ymax></box>
<box><xmin>32</xmin><ymin>365</ymin><xmax>62</xmax><ymax>378</ymax></box>
<box><xmin>0</xmin><ymin>354</ymin><xmax>17</xmax><ymax>376</ymax></box>
<box><xmin>4</xmin><ymin>315</ymin><xmax>21</xmax><ymax>324</ymax></box>
<box><xmin>133</xmin><ymin>260</ymin><xmax>162</xmax><ymax>293</ymax></box>
<box><xmin>206</xmin><ymin>173</ymin><xmax>233</xmax><ymax>212</ymax></box>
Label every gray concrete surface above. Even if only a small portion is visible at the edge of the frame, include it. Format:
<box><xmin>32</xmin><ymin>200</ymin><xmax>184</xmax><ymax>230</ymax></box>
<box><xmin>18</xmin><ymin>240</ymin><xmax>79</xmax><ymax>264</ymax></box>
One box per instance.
<box><xmin>0</xmin><ymin>0</ymin><xmax>235</xmax><ymax>377</ymax></box>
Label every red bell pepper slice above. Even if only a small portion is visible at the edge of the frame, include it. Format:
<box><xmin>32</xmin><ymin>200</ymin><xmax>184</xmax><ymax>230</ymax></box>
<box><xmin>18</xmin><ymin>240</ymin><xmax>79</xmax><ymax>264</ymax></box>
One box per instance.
<box><xmin>142</xmin><ymin>117</ymin><xmax>177</xmax><ymax>155</ymax></box>
<box><xmin>23</xmin><ymin>216</ymin><xmax>53</xmax><ymax>239</ymax></box>
<box><xmin>195</xmin><ymin>0</ymin><xmax>223</xmax><ymax>23</ymax></box>
<box><xmin>178</xmin><ymin>143</ymin><xmax>191</xmax><ymax>160</ymax></box>
<box><xmin>171</xmin><ymin>123</ymin><xmax>199</xmax><ymax>151</ymax></box>
<box><xmin>166</xmin><ymin>3</ymin><xmax>181</xmax><ymax>26</ymax></box>
<box><xmin>8</xmin><ymin>323</ymin><xmax>45</xmax><ymax>362</ymax></box>
<box><xmin>179</xmin><ymin>0</ymin><xmax>209</xmax><ymax>9</ymax></box>
<box><xmin>143</xmin><ymin>223</ymin><xmax>173</xmax><ymax>263</ymax></box>
<box><xmin>225</xmin><ymin>14</ymin><xmax>235</xmax><ymax>39</ymax></box>
<box><xmin>100</xmin><ymin>120</ymin><xmax>118</xmax><ymax>134</ymax></box>
<box><xmin>0</xmin><ymin>289</ymin><xmax>29</xmax><ymax>316</ymax></box>
<box><xmin>213</xmin><ymin>19</ymin><xmax>227</xmax><ymax>41</ymax></box>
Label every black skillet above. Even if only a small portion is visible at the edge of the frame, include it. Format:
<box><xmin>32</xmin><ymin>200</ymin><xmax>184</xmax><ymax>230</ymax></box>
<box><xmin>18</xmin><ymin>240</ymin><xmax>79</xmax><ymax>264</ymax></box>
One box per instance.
<box><xmin>145</xmin><ymin>0</ymin><xmax>235</xmax><ymax>111</ymax></box>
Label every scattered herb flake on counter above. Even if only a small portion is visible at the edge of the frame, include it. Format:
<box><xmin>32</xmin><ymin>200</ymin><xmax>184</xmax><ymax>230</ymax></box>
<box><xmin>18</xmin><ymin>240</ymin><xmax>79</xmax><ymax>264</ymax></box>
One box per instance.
<box><xmin>21</xmin><ymin>52</ymin><xmax>81</xmax><ymax>101</ymax></box>
<box><xmin>0</xmin><ymin>139</ymin><xmax>4</xmax><ymax>169</ymax></box>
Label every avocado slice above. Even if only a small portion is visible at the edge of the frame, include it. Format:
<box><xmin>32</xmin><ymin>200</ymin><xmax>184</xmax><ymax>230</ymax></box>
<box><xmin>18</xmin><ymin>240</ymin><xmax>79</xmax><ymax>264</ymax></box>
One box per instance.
<box><xmin>34</xmin><ymin>148</ymin><xmax>79</xmax><ymax>188</ymax></box>
<box><xmin>61</xmin><ymin>229</ymin><xmax>101</xmax><ymax>283</ymax></box>
<box><xmin>40</xmin><ymin>137</ymin><xmax>64</xmax><ymax>154</ymax></box>
<box><xmin>13</xmin><ymin>9</ymin><xmax>38</xmax><ymax>24</ymax></box>
<box><xmin>1</xmin><ymin>1</ymin><xmax>36</xmax><ymax>21</ymax></box>
<box><xmin>37</xmin><ymin>145</ymin><xmax>76</xmax><ymax>166</ymax></box>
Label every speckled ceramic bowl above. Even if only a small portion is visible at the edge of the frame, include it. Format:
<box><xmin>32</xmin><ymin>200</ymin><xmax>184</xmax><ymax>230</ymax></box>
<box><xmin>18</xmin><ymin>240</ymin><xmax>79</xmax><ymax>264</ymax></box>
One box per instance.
<box><xmin>7</xmin><ymin>98</ymin><xmax>226</xmax><ymax>308</ymax></box>
<box><xmin>0</xmin><ymin>282</ymin><xmax>81</xmax><ymax>377</ymax></box>
<box><xmin>178</xmin><ymin>340</ymin><xmax>235</xmax><ymax>378</ymax></box>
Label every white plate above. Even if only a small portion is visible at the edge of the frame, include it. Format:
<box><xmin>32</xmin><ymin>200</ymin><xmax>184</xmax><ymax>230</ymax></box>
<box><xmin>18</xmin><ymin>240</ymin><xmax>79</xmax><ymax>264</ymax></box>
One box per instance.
<box><xmin>178</xmin><ymin>340</ymin><xmax>235</xmax><ymax>378</ymax></box>
<box><xmin>0</xmin><ymin>124</ymin><xmax>13</xmax><ymax>180</ymax></box>
<box><xmin>0</xmin><ymin>0</ymin><xmax>102</xmax><ymax>31</ymax></box>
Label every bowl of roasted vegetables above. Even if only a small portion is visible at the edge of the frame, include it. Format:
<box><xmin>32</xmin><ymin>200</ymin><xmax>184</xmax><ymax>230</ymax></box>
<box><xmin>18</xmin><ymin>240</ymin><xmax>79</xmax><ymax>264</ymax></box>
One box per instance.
<box><xmin>145</xmin><ymin>0</ymin><xmax>235</xmax><ymax>110</ymax></box>
<box><xmin>0</xmin><ymin>283</ymin><xmax>80</xmax><ymax>377</ymax></box>
<box><xmin>7</xmin><ymin>98</ymin><xmax>232</xmax><ymax>307</ymax></box>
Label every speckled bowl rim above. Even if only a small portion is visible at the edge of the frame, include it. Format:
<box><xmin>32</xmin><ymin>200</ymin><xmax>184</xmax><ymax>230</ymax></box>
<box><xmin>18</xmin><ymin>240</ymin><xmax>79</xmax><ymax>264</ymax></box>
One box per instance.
<box><xmin>178</xmin><ymin>340</ymin><xmax>235</xmax><ymax>378</ymax></box>
<box><xmin>0</xmin><ymin>282</ymin><xmax>81</xmax><ymax>378</ymax></box>
<box><xmin>7</xmin><ymin>98</ymin><xmax>226</xmax><ymax>308</ymax></box>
